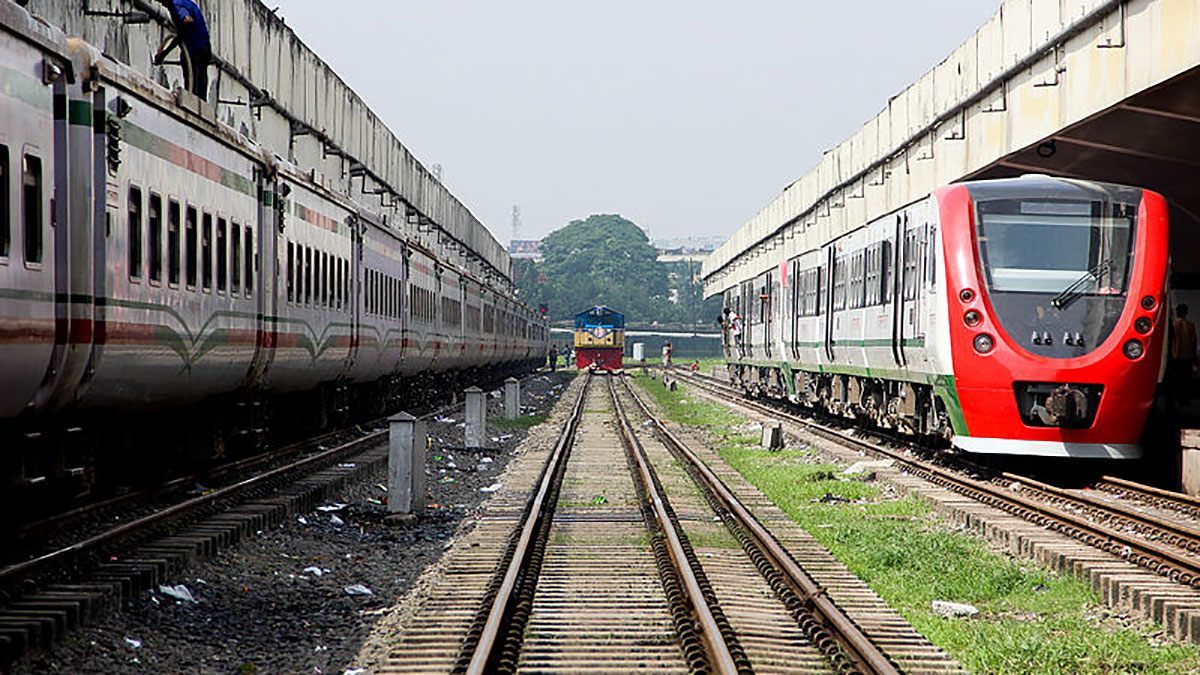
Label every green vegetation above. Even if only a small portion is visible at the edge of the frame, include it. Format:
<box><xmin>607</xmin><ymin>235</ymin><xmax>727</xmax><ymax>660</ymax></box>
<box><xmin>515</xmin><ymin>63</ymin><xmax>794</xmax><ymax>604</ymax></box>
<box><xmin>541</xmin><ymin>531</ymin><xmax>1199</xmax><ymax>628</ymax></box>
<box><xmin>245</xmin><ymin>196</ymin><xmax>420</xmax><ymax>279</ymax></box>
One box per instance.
<box><xmin>514</xmin><ymin>214</ymin><xmax>720</xmax><ymax>325</ymax></box>
<box><xmin>493</xmin><ymin>413</ymin><xmax>549</xmax><ymax>430</ymax></box>
<box><xmin>634</xmin><ymin>374</ymin><xmax>1200</xmax><ymax>674</ymax></box>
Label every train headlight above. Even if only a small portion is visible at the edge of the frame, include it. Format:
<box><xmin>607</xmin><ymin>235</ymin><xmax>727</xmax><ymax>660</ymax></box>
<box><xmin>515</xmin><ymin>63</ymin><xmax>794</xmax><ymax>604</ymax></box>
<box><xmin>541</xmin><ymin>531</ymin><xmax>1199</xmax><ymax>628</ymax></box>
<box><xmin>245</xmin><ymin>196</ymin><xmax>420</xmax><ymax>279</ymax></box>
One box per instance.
<box><xmin>1141</xmin><ymin>296</ymin><xmax>1156</xmax><ymax>311</ymax></box>
<box><xmin>960</xmin><ymin>289</ymin><xmax>975</xmax><ymax>303</ymax></box>
<box><xmin>973</xmin><ymin>334</ymin><xmax>995</xmax><ymax>354</ymax></box>
<box><xmin>1123</xmin><ymin>339</ymin><xmax>1144</xmax><ymax>360</ymax></box>
<box><xmin>964</xmin><ymin>310</ymin><xmax>982</xmax><ymax>327</ymax></box>
<box><xmin>1135</xmin><ymin>317</ymin><xmax>1152</xmax><ymax>334</ymax></box>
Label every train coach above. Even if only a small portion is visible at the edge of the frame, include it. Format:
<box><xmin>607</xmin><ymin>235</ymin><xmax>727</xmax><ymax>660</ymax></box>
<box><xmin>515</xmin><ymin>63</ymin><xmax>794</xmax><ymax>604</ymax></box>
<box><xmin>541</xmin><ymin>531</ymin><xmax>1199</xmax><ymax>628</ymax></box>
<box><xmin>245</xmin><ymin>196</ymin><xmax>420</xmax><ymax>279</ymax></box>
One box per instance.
<box><xmin>718</xmin><ymin>175</ymin><xmax>1168</xmax><ymax>460</ymax></box>
<box><xmin>0</xmin><ymin>2</ymin><xmax>547</xmax><ymax>497</ymax></box>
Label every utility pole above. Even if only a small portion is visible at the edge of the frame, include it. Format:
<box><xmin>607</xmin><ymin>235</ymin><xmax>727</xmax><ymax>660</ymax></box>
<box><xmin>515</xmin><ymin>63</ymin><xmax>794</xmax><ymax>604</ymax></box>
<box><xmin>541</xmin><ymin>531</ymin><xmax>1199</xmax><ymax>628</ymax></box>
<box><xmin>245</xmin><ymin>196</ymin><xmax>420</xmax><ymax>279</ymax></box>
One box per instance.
<box><xmin>510</xmin><ymin>205</ymin><xmax>521</xmax><ymax>245</ymax></box>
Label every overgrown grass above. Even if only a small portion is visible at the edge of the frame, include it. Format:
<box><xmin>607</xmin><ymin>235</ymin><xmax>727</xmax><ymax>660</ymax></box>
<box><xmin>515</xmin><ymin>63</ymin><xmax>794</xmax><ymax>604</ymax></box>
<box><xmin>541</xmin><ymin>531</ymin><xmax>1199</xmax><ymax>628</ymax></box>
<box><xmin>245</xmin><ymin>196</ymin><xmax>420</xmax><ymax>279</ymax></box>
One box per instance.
<box><xmin>633</xmin><ymin>373</ymin><xmax>1200</xmax><ymax>674</ymax></box>
<box><xmin>493</xmin><ymin>413</ymin><xmax>549</xmax><ymax>430</ymax></box>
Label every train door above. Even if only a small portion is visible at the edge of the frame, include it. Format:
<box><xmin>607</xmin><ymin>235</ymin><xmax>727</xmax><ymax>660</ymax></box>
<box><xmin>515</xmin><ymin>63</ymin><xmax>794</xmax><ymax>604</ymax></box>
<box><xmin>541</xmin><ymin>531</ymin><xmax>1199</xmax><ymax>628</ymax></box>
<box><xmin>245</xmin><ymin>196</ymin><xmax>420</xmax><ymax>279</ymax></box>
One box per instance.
<box><xmin>899</xmin><ymin>213</ymin><xmax>927</xmax><ymax>366</ymax></box>
<box><xmin>245</xmin><ymin>171</ymin><xmax>278</xmax><ymax>388</ymax></box>
<box><xmin>740</xmin><ymin>280</ymin><xmax>752</xmax><ymax>357</ymax></box>
<box><xmin>891</xmin><ymin>214</ymin><xmax>906</xmax><ymax>367</ymax></box>
<box><xmin>788</xmin><ymin>258</ymin><xmax>800</xmax><ymax>359</ymax></box>
<box><xmin>823</xmin><ymin>246</ymin><xmax>836</xmax><ymax>361</ymax></box>
<box><xmin>764</xmin><ymin>271</ymin><xmax>775</xmax><ymax>359</ymax></box>
<box><xmin>39</xmin><ymin>72</ymin><xmax>101</xmax><ymax>412</ymax></box>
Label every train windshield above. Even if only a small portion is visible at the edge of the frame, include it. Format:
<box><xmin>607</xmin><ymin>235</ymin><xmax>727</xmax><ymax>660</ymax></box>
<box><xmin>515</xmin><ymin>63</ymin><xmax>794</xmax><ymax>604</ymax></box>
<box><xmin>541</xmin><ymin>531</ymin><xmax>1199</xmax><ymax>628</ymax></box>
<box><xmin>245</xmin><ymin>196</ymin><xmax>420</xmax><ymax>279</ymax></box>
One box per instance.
<box><xmin>974</xmin><ymin>198</ymin><xmax>1137</xmax><ymax>296</ymax></box>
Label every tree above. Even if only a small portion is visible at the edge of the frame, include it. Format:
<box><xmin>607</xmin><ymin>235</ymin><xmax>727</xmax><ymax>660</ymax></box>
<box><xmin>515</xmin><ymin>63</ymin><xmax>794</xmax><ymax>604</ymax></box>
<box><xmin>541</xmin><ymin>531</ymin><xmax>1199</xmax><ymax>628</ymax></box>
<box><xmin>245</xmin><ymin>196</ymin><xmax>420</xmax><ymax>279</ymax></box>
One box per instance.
<box><xmin>516</xmin><ymin>214</ymin><xmax>674</xmax><ymax>323</ymax></box>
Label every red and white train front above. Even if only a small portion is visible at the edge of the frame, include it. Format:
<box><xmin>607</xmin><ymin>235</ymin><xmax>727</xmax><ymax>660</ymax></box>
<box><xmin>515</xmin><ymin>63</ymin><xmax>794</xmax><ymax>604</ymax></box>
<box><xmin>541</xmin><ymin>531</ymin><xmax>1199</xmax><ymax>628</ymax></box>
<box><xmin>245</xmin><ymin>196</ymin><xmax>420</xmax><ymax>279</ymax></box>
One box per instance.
<box><xmin>938</xmin><ymin>177</ymin><xmax>1169</xmax><ymax>458</ymax></box>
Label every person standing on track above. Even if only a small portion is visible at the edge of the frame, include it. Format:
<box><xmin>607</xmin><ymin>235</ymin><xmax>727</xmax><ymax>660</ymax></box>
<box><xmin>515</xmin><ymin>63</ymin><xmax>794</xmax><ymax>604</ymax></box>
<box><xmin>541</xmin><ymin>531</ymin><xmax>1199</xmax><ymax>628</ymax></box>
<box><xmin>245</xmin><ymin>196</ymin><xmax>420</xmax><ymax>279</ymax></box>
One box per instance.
<box><xmin>153</xmin><ymin>0</ymin><xmax>212</xmax><ymax>101</ymax></box>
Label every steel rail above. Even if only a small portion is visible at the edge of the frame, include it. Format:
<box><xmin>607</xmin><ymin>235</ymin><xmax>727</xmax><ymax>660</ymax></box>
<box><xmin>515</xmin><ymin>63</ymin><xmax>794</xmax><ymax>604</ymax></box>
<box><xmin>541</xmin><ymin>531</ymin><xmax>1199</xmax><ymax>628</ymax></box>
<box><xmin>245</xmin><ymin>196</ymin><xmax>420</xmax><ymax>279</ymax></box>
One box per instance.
<box><xmin>464</xmin><ymin>372</ymin><xmax>591</xmax><ymax>675</ymax></box>
<box><xmin>0</xmin><ymin>427</ymin><xmax>385</xmax><ymax>588</ymax></box>
<box><xmin>670</xmin><ymin>370</ymin><xmax>1200</xmax><ymax>587</ymax></box>
<box><xmin>623</xmin><ymin>375</ymin><xmax>900</xmax><ymax>675</ymax></box>
<box><xmin>1000</xmin><ymin>472</ymin><xmax>1200</xmax><ymax>554</ymax></box>
<box><xmin>1097</xmin><ymin>475</ymin><xmax>1200</xmax><ymax>517</ymax></box>
<box><xmin>608</xmin><ymin>375</ymin><xmax>740</xmax><ymax>675</ymax></box>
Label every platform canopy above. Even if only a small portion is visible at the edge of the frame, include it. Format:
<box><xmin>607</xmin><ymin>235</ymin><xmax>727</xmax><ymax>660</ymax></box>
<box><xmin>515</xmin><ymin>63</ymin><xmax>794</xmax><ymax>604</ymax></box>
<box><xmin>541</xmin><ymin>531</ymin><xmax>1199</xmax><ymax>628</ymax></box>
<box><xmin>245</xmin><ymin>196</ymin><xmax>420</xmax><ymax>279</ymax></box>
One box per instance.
<box><xmin>574</xmin><ymin>306</ymin><xmax>625</xmax><ymax>330</ymax></box>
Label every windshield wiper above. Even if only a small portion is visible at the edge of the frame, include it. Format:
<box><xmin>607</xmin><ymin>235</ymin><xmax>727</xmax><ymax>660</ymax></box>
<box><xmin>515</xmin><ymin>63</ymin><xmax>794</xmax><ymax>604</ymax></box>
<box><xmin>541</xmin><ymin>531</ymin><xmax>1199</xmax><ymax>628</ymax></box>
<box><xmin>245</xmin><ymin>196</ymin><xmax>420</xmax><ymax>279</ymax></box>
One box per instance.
<box><xmin>1051</xmin><ymin>260</ymin><xmax>1111</xmax><ymax>310</ymax></box>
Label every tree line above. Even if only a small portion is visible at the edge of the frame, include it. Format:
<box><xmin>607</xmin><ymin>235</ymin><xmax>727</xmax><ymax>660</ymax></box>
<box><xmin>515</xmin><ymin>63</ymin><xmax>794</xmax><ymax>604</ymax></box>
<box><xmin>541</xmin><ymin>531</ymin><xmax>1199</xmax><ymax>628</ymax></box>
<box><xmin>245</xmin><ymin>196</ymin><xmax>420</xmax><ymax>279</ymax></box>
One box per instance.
<box><xmin>513</xmin><ymin>214</ymin><xmax>721</xmax><ymax>326</ymax></box>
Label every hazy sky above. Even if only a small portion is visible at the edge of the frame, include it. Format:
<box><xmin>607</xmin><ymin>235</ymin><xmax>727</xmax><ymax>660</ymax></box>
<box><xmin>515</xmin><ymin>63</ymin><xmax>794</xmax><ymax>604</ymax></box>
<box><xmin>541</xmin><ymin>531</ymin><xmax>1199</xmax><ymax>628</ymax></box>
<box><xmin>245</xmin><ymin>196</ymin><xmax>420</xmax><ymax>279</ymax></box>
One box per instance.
<box><xmin>272</xmin><ymin>1</ymin><xmax>1000</xmax><ymax>244</ymax></box>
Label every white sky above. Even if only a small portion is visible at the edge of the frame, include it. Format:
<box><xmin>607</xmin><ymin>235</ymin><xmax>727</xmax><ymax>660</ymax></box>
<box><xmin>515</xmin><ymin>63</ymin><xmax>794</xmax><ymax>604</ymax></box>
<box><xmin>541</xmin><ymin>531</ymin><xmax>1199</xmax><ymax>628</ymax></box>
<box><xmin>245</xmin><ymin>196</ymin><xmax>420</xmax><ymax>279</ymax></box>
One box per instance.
<box><xmin>271</xmin><ymin>1</ymin><xmax>1000</xmax><ymax>244</ymax></box>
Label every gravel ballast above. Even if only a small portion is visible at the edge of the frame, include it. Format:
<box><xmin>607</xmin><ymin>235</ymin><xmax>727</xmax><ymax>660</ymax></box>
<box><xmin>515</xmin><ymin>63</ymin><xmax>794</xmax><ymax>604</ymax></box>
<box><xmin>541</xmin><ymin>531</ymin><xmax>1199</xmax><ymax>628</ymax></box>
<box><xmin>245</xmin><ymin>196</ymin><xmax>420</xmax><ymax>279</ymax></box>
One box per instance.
<box><xmin>13</xmin><ymin>371</ymin><xmax>575</xmax><ymax>675</ymax></box>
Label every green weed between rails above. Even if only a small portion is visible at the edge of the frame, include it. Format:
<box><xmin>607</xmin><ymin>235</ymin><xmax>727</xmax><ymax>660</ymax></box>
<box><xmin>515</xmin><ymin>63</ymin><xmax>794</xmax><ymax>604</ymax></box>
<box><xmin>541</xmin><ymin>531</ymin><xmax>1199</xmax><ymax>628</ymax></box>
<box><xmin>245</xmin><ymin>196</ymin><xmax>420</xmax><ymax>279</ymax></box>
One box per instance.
<box><xmin>632</xmin><ymin>373</ymin><xmax>1200</xmax><ymax>674</ymax></box>
<box><xmin>493</xmin><ymin>413</ymin><xmax>549</xmax><ymax>430</ymax></box>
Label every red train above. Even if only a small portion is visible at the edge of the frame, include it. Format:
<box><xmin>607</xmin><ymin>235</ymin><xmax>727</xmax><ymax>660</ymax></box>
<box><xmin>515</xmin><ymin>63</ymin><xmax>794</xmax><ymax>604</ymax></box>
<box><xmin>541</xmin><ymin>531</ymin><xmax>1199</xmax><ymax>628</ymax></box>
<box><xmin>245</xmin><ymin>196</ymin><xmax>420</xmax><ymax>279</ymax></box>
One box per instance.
<box><xmin>719</xmin><ymin>176</ymin><xmax>1168</xmax><ymax>459</ymax></box>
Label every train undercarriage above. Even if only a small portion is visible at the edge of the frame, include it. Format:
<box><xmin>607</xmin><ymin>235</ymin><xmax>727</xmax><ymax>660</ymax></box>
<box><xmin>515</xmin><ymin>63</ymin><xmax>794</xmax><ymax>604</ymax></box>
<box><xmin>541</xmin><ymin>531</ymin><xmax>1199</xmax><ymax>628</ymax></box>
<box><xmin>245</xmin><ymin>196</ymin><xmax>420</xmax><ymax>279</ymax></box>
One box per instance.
<box><xmin>726</xmin><ymin>362</ymin><xmax>955</xmax><ymax>441</ymax></box>
<box><xmin>1</xmin><ymin>360</ymin><xmax>542</xmax><ymax>519</ymax></box>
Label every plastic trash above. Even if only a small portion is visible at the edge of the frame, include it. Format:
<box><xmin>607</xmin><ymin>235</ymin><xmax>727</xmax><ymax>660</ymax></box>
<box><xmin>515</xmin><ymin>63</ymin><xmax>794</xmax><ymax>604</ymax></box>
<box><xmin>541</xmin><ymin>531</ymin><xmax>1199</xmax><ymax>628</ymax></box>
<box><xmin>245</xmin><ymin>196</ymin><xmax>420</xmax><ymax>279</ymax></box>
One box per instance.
<box><xmin>480</xmin><ymin>457</ymin><xmax>493</xmax><ymax>464</ymax></box>
<box><xmin>158</xmin><ymin>584</ymin><xmax>197</xmax><ymax>603</ymax></box>
<box><xmin>297</xmin><ymin>516</ymin><xmax>309</xmax><ymax>525</ymax></box>
<box><xmin>441</xmin><ymin>476</ymin><xmax>455</xmax><ymax>483</ymax></box>
<box><xmin>344</xmin><ymin>585</ymin><xmax>373</xmax><ymax>596</ymax></box>
<box><xmin>337</xmin><ymin>463</ymin><xmax>356</xmax><ymax>469</ymax></box>
<box><xmin>317</xmin><ymin>503</ymin><xmax>348</xmax><ymax>512</ymax></box>
<box><xmin>344</xmin><ymin>669</ymin><xmax>366</xmax><ymax>675</ymax></box>
<box><xmin>931</xmin><ymin>600</ymin><xmax>978</xmax><ymax>618</ymax></box>
<box><xmin>303</xmin><ymin>566</ymin><xmax>325</xmax><ymax>577</ymax></box>
<box><xmin>330</xmin><ymin>514</ymin><xmax>345</xmax><ymax>527</ymax></box>
<box><xmin>480</xmin><ymin>483</ymin><xmax>503</xmax><ymax>493</ymax></box>
<box><xmin>124</xmin><ymin>637</ymin><xmax>142</xmax><ymax>649</ymax></box>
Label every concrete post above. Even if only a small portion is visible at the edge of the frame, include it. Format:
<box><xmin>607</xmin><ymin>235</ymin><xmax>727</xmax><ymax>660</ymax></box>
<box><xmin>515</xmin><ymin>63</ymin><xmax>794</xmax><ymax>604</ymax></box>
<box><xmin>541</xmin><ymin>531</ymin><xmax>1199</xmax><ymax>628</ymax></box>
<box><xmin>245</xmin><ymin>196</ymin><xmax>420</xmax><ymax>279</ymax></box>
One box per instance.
<box><xmin>761</xmin><ymin>423</ymin><xmax>783</xmax><ymax>450</ymax></box>
<box><xmin>504</xmin><ymin>377</ymin><xmax>520</xmax><ymax>420</ymax></box>
<box><xmin>465</xmin><ymin>386</ymin><xmax>485</xmax><ymax>448</ymax></box>
<box><xmin>388</xmin><ymin>412</ymin><xmax>416</xmax><ymax>514</ymax></box>
<box><xmin>411</xmin><ymin>417</ymin><xmax>427</xmax><ymax>512</ymax></box>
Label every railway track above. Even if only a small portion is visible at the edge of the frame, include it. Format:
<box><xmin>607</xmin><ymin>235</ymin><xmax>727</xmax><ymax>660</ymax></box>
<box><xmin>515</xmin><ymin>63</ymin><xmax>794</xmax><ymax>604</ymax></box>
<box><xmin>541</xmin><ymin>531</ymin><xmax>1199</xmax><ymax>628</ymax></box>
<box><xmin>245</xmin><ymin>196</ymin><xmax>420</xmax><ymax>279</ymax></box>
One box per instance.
<box><xmin>0</xmin><ymin>379</ymin><xmax>515</xmax><ymax>667</ymax></box>
<box><xmin>385</xmin><ymin>371</ymin><xmax>959</xmax><ymax>673</ymax></box>
<box><xmin>668</xmin><ymin>369</ymin><xmax>1200</xmax><ymax>590</ymax></box>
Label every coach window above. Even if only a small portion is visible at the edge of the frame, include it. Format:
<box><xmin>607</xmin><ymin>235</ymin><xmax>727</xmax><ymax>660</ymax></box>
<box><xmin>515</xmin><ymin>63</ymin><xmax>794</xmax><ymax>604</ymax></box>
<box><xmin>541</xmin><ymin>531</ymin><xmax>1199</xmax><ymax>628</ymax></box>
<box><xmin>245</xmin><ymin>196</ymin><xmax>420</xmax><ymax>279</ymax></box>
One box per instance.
<box><xmin>882</xmin><ymin>240</ymin><xmax>893</xmax><ymax>303</ymax></box>
<box><xmin>167</xmin><ymin>200</ymin><xmax>181</xmax><ymax>285</ymax></box>
<box><xmin>925</xmin><ymin>225</ymin><xmax>936</xmax><ymax>288</ymax></box>
<box><xmin>216</xmin><ymin>218</ymin><xmax>227</xmax><ymax>292</ymax></box>
<box><xmin>0</xmin><ymin>145</ymin><xmax>9</xmax><ymax>259</ymax></box>
<box><xmin>286</xmin><ymin>242</ymin><xmax>294</xmax><ymax>302</ymax></box>
<box><xmin>305</xmin><ymin>247</ymin><xmax>313</xmax><ymax>305</ymax></box>
<box><xmin>865</xmin><ymin>246</ymin><xmax>878</xmax><ymax>306</ymax></box>
<box><xmin>336</xmin><ymin>259</ymin><xmax>343</xmax><ymax>310</ymax></box>
<box><xmin>201</xmin><ymin>213</ymin><xmax>213</xmax><ymax>291</ymax></box>
<box><xmin>185</xmin><ymin>206</ymin><xmax>198</xmax><ymax>288</ymax></box>
<box><xmin>148</xmin><ymin>195</ymin><xmax>162</xmax><ymax>282</ymax></box>
<box><xmin>294</xmin><ymin>243</ymin><xmax>303</xmax><ymax>303</ymax></box>
<box><xmin>334</xmin><ymin>258</ymin><xmax>341</xmax><ymax>309</ymax></box>
<box><xmin>128</xmin><ymin>187</ymin><xmax>143</xmax><ymax>279</ymax></box>
<box><xmin>323</xmin><ymin>253</ymin><xmax>330</xmax><ymax>307</ymax></box>
<box><xmin>243</xmin><ymin>226</ymin><xmax>253</xmax><ymax>295</ymax></box>
<box><xmin>230</xmin><ymin>223</ymin><xmax>241</xmax><ymax>291</ymax></box>
<box><xmin>22</xmin><ymin>155</ymin><xmax>42</xmax><ymax>264</ymax></box>
<box><xmin>319</xmin><ymin>250</ymin><xmax>325</xmax><ymax>306</ymax></box>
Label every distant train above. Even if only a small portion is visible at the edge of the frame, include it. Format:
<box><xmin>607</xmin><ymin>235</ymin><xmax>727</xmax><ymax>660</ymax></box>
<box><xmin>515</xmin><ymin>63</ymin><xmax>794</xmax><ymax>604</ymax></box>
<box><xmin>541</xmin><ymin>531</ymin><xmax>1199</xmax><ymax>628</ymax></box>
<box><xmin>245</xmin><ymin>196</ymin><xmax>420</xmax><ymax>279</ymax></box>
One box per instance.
<box><xmin>719</xmin><ymin>176</ymin><xmax>1168</xmax><ymax>459</ymax></box>
<box><xmin>574</xmin><ymin>306</ymin><xmax>624</xmax><ymax>371</ymax></box>
<box><xmin>0</xmin><ymin>3</ymin><xmax>547</xmax><ymax>492</ymax></box>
